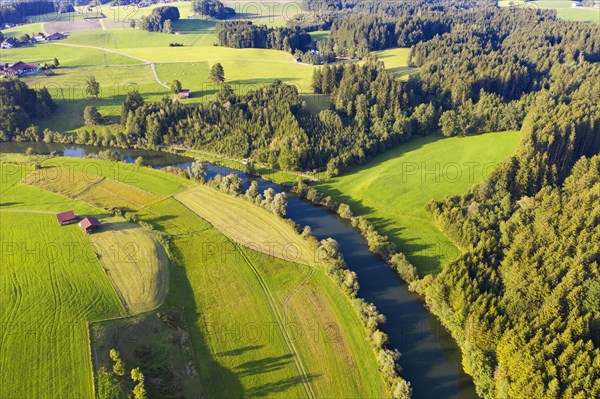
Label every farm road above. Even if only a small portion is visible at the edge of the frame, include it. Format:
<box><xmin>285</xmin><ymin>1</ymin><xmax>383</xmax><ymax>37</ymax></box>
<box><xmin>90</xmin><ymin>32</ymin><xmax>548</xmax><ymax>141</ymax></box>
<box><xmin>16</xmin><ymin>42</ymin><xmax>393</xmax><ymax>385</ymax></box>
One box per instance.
<box><xmin>235</xmin><ymin>243</ymin><xmax>317</xmax><ymax>399</ymax></box>
<box><xmin>47</xmin><ymin>41</ymin><xmax>311</xmax><ymax>91</ymax></box>
<box><xmin>48</xmin><ymin>42</ymin><xmax>171</xmax><ymax>89</ymax></box>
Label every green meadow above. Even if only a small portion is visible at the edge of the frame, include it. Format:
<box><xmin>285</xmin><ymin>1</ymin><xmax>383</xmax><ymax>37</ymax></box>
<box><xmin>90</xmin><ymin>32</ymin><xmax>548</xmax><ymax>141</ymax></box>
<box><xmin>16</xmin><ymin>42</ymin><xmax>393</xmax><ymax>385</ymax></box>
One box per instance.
<box><xmin>315</xmin><ymin>131</ymin><xmax>521</xmax><ymax>275</ymax></box>
<box><xmin>0</xmin><ymin>0</ymin><xmax>416</xmax><ymax>134</ymax></box>
<box><xmin>0</xmin><ymin>157</ymin><xmax>388</xmax><ymax>397</ymax></box>
<box><xmin>498</xmin><ymin>0</ymin><xmax>599</xmax><ymax>24</ymax></box>
<box><xmin>373</xmin><ymin>47</ymin><xmax>417</xmax><ymax>79</ymax></box>
<box><xmin>0</xmin><ymin>164</ymin><xmax>123</xmax><ymax>398</ymax></box>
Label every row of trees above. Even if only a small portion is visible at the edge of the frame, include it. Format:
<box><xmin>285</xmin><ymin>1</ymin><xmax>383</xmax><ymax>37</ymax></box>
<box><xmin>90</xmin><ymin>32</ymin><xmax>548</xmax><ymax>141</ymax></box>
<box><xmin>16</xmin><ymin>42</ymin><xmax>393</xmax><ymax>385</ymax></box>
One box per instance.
<box><xmin>215</xmin><ymin>21</ymin><xmax>312</xmax><ymax>52</ymax></box>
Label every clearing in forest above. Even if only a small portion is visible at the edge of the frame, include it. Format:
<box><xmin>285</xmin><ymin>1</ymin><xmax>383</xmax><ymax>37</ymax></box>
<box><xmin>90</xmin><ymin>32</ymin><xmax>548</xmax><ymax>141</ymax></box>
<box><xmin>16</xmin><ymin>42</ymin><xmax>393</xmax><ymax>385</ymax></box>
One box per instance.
<box><xmin>316</xmin><ymin>131</ymin><xmax>521</xmax><ymax>275</ymax></box>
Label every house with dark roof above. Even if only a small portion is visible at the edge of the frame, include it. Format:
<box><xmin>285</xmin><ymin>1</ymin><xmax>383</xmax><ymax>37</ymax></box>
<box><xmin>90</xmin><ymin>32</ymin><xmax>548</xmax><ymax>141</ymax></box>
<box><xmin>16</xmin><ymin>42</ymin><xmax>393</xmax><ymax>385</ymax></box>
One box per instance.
<box><xmin>79</xmin><ymin>217</ymin><xmax>101</xmax><ymax>233</ymax></box>
<box><xmin>57</xmin><ymin>211</ymin><xmax>78</xmax><ymax>225</ymax></box>
<box><xmin>33</xmin><ymin>32</ymin><xmax>46</xmax><ymax>42</ymax></box>
<box><xmin>1</xmin><ymin>37</ymin><xmax>17</xmax><ymax>49</ymax></box>
<box><xmin>46</xmin><ymin>32</ymin><xmax>65</xmax><ymax>41</ymax></box>
<box><xmin>0</xmin><ymin>61</ymin><xmax>42</xmax><ymax>78</ymax></box>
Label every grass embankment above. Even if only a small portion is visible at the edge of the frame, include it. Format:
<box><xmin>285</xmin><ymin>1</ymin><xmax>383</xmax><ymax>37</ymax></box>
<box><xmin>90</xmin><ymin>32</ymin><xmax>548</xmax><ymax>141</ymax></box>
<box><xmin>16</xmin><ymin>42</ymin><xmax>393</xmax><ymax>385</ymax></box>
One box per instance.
<box><xmin>176</xmin><ymin>185</ymin><xmax>316</xmax><ymax>264</ymax></box>
<box><xmin>23</xmin><ymin>167</ymin><xmax>163</xmax><ymax>211</ymax></box>
<box><xmin>85</xmin><ymin>218</ymin><xmax>169</xmax><ymax>314</ymax></box>
<box><xmin>315</xmin><ymin>131</ymin><xmax>521</xmax><ymax>275</ymax></box>
<box><xmin>41</xmin><ymin>157</ymin><xmax>193</xmax><ymax>195</ymax></box>
<box><xmin>0</xmin><ymin>207</ymin><xmax>122</xmax><ymax>397</ymax></box>
<box><xmin>157</xmin><ymin>196</ymin><xmax>388</xmax><ymax>398</ymax></box>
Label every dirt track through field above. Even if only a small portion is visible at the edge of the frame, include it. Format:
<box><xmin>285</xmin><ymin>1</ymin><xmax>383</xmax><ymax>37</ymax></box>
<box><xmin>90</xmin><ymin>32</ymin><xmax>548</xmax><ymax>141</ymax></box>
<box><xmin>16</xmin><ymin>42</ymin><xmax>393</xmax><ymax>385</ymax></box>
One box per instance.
<box><xmin>47</xmin><ymin>41</ymin><xmax>311</xmax><ymax>91</ymax></box>
<box><xmin>235</xmin><ymin>244</ymin><xmax>316</xmax><ymax>399</ymax></box>
<box><xmin>48</xmin><ymin>42</ymin><xmax>170</xmax><ymax>89</ymax></box>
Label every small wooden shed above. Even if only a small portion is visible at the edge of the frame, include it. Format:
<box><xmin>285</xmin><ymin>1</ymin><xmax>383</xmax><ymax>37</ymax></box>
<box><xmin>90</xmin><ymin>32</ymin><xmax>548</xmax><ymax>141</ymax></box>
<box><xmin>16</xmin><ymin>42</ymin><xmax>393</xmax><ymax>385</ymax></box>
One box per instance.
<box><xmin>56</xmin><ymin>211</ymin><xmax>77</xmax><ymax>225</ymax></box>
<box><xmin>79</xmin><ymin>217</ymin><xmax>101</xmax><ymax>233</ymax></box>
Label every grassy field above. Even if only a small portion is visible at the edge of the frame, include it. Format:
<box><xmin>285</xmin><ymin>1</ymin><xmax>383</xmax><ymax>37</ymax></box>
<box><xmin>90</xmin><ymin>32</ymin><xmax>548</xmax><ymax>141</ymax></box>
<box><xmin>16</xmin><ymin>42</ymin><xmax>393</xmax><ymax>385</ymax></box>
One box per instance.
<box><xmin>309</xmin><ymin>30</ymin><xmax>330</xmax><ymax>43</ymax></box>
<box><xmin>499</xmin><ymin>0</ymin><xmax>599</xmax><ymax>23</ymax></box>
<box><xmin>163</xmin><ymin>207</ymin><xmax>388</xmax><ymax>398</ymax></box>
<box><xmin>41</xmin><ymin>157</ymin><xmax>193</xmax><ymax>195</ymax></box>
<box><xmin>176</xmin><ymin>185</ymin><xmax>316</xmax><ymax>265</ymax></box>
<box><xmin>373</xmin><ymin>47</ymin><xmax>418</xmax><ymax>80</ymax></box>
<box><xmin>0</xmin><ymin>209</ymin><xmax>123</xmax><ymax>397</ymax></box>
<box><xmin>23</xmin><ymin>167</ymin><xmax>164</xmax><ymax>211</ymax></box>
<box><xmin>315</xmin><ymin>131</ymin><xmax>521</xmax><ymax>275</ymax></box>
<box><xmin>2</xmin><ymin>156</ymin><xmax>388</xmax><ymax>397</ymax></box>
<box><xmin>84</xmin><ymin>217</ymin><xmax>170</xmax><ymax>315</ymax></box>
<box><xmin>0</xmin><ymin>42</ymin><xmax>140</xmax><ymax>66</ymax></box>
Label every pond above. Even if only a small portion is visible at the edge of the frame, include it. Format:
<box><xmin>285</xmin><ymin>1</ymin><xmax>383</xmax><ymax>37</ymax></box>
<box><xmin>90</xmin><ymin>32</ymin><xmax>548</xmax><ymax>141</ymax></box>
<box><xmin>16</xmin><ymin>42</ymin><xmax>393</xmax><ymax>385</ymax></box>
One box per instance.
<box><xmin>1</xmin><ymin>142</ymin><xmax>477</xmax><ymax>398</ymax></box>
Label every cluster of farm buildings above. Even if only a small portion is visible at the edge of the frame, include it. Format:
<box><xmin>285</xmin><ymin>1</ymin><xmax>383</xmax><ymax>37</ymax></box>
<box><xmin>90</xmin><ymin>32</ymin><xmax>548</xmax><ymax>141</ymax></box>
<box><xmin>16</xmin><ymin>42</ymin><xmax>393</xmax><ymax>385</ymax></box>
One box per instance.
<box><xmin>0</xmin><ymin>32</ymin><xmax>65</xmax><ymax>78</ymax></box>
<box><xmin>1</xmin><ymin>31</ymin><xmax>64</xmax><ymax>49</ymax></box>
<box><xmin>0</xmin><ymin>61</ymin><xmax>42</xmax><ymax>78</ymax></box>
<box><xmin>56</xmin><ymin>211</ymin><xmax>101</xmax><ymax>233</ymax></box>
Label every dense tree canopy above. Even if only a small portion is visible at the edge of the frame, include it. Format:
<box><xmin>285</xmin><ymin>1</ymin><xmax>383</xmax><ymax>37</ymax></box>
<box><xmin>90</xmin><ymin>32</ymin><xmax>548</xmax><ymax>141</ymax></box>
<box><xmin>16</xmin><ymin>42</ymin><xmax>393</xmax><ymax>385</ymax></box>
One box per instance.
<box><xmin>215</xmin><ymin>21</ymin><xmax>312</xmax><ymax>52</ymax></box>
<box><xmin>139</xmin><ymin>6</ymin><xmax>180</xmax><ymax>32</ymax></box>
<box><xmin>192</xmin><ymin>0</ymin><xmax>234</xmax><ymax>19</ymax></box>
<box><xmin>424</xmin><ymin>70</ymin><xmax>600</xmax><ymax>398</ymax></box>
<box><xmin>0</xmin><ymin>79</ymin><xmax>55</xmax><ymax>140</ymax></box>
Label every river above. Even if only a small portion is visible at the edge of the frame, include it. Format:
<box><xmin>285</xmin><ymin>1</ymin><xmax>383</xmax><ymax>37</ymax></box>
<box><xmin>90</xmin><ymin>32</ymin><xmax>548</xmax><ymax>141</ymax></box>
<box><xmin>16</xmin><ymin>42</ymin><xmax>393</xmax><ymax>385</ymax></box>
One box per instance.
<box><xmin>1</xmin><ymin>142</ymin><xmax>477</xmax><ymax>398</ymax></box>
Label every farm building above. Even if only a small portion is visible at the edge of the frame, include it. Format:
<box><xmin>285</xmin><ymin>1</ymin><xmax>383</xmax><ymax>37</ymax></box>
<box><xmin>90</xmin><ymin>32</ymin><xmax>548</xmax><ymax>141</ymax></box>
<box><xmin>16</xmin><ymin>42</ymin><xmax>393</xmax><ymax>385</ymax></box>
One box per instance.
<box><xmin>177</xmin><ymin>89</ymin><xmax>191</xmax><ymax>99</ymax></box>
<box><xmin>33</xmin><ymin>32</ymin><xmax>46</xmax><ymax>42</ymax></box>
<box><xmin>79</xmin><ymin>217</ymin><xmax>101</xmax><ymax>233</ymax></box>
<box><xmin>0</xmin><ymin>61</ymin><xmax>42</xmax><ymax>78</ymax></box>
<box><xmin>46</xmin><ymin>32</ymin><xmax>65</xmax><ymax>41</ymax></box>
<box><xmin>57</xmin><ymin>211</ymin><xmax>78</xmax><ymax>225</ymax></box>
<box><xmin>571</xmin><ymin>1</ymin><xmax>583</xmax><ymax>7</ymax></box>
<box><xmin>1</xmin><ymin>37</ymin><xmax>17</xmax><ymax>49</ymax></box>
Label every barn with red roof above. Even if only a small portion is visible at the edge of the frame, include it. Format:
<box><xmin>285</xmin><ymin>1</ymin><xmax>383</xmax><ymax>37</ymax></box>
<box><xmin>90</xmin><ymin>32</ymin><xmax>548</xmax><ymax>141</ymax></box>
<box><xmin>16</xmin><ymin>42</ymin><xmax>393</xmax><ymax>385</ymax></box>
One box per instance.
<box><xmin>56</xmin><ymin>211</ymin><xmax>77</xmax><ymax>225</ymax></box>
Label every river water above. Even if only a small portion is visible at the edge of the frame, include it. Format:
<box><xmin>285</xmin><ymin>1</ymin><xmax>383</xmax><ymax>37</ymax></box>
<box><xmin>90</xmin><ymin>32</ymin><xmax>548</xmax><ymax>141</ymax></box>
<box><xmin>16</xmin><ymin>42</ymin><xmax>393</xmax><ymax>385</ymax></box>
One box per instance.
<box><xmin>1</xmin><ymin>142</ymin><xmax>477</xmax><ymax>398</ymax></box>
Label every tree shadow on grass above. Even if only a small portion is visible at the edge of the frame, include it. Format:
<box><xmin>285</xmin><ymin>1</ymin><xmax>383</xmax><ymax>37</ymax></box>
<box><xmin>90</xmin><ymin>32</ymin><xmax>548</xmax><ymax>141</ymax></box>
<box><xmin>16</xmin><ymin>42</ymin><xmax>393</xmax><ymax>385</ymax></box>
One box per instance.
<box><xmin>143</xmin><ymin>214</ymin><xmax>178</xmax><ymax>224</ymax></box>
<box><xmin>0</xmin><ymin>202</ymin><xmax>22</xmax><ymax>207</ymax></box>
<box><xmin>172</xmin><ymin>19</ymin><xmax>216</xmax><ymax>33</ymax></box>
<box><xmin>218</xmin><ymin>345</ymin><xmax>264</xmax><ymax>357</ymax></box>
<box><xmin>312</xmin><ymin>181</ymin><xmax>448</xmax><ymax>275</ymax></box>
<box><xmin>245</xmin><ymin>374</ymin><xmax>320</xmax><ymax>397</ymax></box>
<box><xmin>234</xmin><ymin>354</ymin><xmax>294</xmax><ymax>377</ymax></box>
<box><xmin>166</xmin><ymin>243</ymin><xmax>244</xmax><ymax>398</ymax></box>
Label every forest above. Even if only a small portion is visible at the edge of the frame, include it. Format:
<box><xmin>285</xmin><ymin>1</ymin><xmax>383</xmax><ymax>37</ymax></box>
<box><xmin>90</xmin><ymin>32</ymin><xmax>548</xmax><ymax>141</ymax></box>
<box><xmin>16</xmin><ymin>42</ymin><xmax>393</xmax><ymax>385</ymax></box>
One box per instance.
<box><xmin>192</xmin><ymin>0</ymin><xmax>235</xmax><ymax>19</ymax></box>
<box><xmin>0</xmin><ymin>79</ymin><xmax>55</xmax><ymax>141</ymax></box>
<box><xmin>424</xmin><ymin>72</ymin><xmax>600</xmax><ymax>398</ymax></box>
<box><xmin>139</xmin><ymin>6</ymin><xmax>180</xmax><ymax>33</ymax></box>
<box><xmin>0</xmin><ymin>0</ymin><xmax>57</xmax><ymax>25</ymax></box>
<box><xmin>214</xmin><ymin>21</ymin><xmax>312</xmax><ymax>52</ymax></box>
